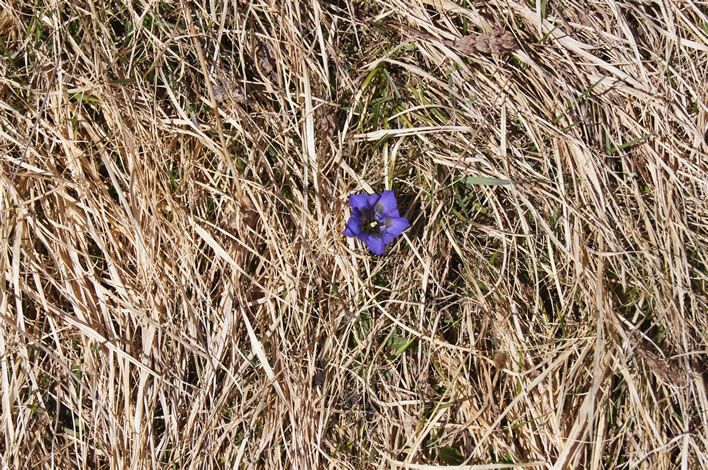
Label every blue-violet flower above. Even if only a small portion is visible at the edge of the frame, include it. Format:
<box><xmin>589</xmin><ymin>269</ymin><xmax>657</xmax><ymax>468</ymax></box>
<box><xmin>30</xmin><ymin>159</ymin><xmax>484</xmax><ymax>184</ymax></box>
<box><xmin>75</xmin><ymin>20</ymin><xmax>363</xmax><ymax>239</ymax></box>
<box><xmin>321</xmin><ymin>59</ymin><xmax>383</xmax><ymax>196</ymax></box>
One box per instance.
<box><xmin>343</xmin><ymin>190</ymin><xmax>409</xmax><ymax>255</ymax></box>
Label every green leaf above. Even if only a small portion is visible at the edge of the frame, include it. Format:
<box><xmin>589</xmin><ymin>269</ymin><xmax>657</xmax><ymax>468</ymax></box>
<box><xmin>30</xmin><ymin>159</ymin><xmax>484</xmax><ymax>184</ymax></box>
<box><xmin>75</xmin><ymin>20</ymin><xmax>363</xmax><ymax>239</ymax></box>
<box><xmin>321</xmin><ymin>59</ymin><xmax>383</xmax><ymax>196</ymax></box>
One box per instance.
<box><xmin>70</xmin><ymin>92</ymin><xmax>102</xmax><ymax>104</ymax></box>
<box><xmin>608</xmin><ymin>132</ymin><xmax>656</xmax><ymax>154</ymax></box>
<box><xmin>439</xmin><ymin>446</ymin><xmax>465</xmax><ymax>465</ymax></box>
<box><xmin>389</xmin><ymin>336</ymin><xmax>415</xmax><ymax>358</ymax></box>
<box><xmin>461</xmin><ymin>176</ymin><xmax>513</xmax><ymax>186</ymax></box>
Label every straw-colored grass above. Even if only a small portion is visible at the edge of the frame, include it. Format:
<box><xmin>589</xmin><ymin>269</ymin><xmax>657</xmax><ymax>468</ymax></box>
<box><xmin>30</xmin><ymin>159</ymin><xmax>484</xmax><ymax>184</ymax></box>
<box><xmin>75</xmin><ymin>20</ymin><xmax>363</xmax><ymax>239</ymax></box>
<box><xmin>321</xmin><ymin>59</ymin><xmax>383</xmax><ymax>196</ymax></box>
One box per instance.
<box><xmin>1</xmin><ymin>0</ymin><xmax>706</xmax><ymax>468</ymax></box>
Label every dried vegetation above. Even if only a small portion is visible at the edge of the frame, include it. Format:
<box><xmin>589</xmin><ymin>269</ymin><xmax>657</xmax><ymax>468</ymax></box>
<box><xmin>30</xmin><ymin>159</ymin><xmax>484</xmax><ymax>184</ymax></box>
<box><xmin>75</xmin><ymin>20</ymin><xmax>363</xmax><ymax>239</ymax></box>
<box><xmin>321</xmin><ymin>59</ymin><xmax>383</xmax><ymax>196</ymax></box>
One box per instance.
<box><xmin>1</xmin><ymin>0</ymin><xmax>707</xmax><ymax>468</ymax></box>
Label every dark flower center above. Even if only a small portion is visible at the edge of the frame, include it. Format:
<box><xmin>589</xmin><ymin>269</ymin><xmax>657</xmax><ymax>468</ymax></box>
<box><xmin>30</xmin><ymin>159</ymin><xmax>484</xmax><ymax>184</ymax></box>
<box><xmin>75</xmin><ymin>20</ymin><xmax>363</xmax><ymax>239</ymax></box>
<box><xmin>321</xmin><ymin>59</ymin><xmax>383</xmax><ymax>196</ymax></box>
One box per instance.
<box><xmin>359</xmin><ymin>208</ymin><xmax>390</xmax><ymax>236</ymax></box>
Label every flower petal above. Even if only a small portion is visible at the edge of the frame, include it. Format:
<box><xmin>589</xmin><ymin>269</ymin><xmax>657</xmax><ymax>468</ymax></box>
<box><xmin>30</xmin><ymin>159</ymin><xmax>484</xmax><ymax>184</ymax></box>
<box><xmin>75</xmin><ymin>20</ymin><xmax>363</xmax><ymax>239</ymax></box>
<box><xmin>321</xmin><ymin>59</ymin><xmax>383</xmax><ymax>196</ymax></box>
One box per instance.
<box><xmin>382</xmin><ymin>216</ymin><xmax>409</xmax><ymax>243</ymax></box>
<box><xmin>343</xmin><ymin>213</ymin><xmax>362</xmax><ymax>237</ymax></box>
<box><xmin>375</xmin><ymin>190</ymin><xmax>400</xmax><ymax>217</ymax></box>
<box><xmin>363</xmin><ymin>234</ymin><xmax>385</xmax><ymax>255</ymax></box>
<box><xmin>348</xmin><ymin>193</ymin><xmax>372</xmax><ymax>210</ymax></box>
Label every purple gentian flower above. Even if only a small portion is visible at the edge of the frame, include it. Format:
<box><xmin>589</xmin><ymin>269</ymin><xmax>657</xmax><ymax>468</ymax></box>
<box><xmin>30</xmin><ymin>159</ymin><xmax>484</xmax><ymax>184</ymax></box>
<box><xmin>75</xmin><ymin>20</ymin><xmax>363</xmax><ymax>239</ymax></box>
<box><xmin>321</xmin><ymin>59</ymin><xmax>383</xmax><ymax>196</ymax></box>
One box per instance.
<box><xmin>343</xmin><ymin>190</ymin><xmax>409</xmax><ymax>255</ymax></box>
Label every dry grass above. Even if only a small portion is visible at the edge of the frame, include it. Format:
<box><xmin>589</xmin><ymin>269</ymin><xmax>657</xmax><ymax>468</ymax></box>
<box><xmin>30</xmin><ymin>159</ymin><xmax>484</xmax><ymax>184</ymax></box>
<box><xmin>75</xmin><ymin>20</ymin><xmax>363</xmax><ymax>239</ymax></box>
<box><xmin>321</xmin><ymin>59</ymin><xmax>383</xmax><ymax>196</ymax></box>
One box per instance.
<box><xmin>1</xmin><ymin>0</ymin><xmax>707</xmax><ymax>468</ymax></box>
